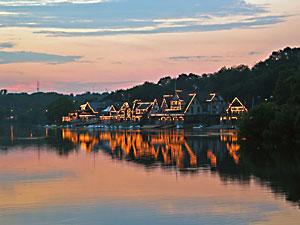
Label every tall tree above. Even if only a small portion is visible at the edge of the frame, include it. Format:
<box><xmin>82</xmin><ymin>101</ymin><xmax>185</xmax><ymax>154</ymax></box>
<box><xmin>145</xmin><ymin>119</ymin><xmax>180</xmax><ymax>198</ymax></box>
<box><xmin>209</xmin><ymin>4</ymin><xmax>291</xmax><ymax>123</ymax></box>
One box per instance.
<box><xmin>46</xmin><ymin>97</ymin><xmax>76</xmax><ymax>124</ymax></box>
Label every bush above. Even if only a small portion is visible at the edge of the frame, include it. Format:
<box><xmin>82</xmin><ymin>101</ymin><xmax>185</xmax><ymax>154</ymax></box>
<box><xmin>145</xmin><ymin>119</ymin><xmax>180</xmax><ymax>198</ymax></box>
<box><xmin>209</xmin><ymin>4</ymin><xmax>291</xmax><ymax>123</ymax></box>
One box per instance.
<box><xmin>238</xmin><ymin>103</ymin><xmax>277</xmax><ymax>141</ymax></box>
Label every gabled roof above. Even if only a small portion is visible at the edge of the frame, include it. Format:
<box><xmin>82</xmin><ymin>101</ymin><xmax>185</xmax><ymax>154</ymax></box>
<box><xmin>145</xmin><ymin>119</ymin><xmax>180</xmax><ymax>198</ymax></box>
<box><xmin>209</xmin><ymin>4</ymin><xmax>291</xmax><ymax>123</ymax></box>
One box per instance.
<box><xmin>102</xmin><ymin>105</ymin><xmax>116</xmax><ymax>112</ymax></box>
<box><xmin>103</xmin><ymin>106</ymin><xmax>111</xmax><ymax>112</ymax></box>
<box><xmin>162</xmin><ymin>95</ymin><xmax>173</xmax><ymax>108</ymax></box>
<box><xmin>136</xmin><ymin>102</ymin><xmax>152</xmax><ymax>110</ymax></box>
<box><xmin>172</xmin><ymin>91</ymin><xmax>180</xmax><ymax>101</ymax></box>
<box><xmin>226</xmin><ymin>97</ymin><xmax>248</xmax><ymax>113</ymax></box>
<box><xmin>169</xmin><ymin>91</ymin><xmax>196</xmax><ymax>113</ymax></box>
<box><xmin>151</xmin><ymin>99</ymin><xmax>160</xmax><ymax>112</ymax></box>
<box><xmin>206</xmin><ymin>93</ymin><xmax>216</xmax><ymax>102</ymax></box>
<box><xmin>89</xmin><ymin>102</ymin><xmax>105</xmax><ymax>111</ymax></box>
<box><xmin>183</xmin><ymin>93</ymin><xmax>197</xmax><ymax>113</ymax></box>
<box><xmin>119</xmin><ymin>102</ymin><xmax>132</xmax><ymax>112</ymax></box>
<box><xmin>231</xmin><ymin>100</ymin><xmax>243</xmax><ymax>107</ymax></box>
<box><xmin>160</xmin><ymin>98</ymin><xmax>169</xmax><ymax>110</ymax></box>
<box><xmin>177</xmin><ymin>91</ymin><xmax>193</xmax><ymax>104</ymax></box>
<box><xmin>111</xmin><ymin>102</ymin><xmax>123</xmax><ymax>111</ymax></box>
<box><xmin>195</xmin><ymin>91</ymin><xmax>224</xmax><ymax>103</ymax></box>
<box><xmin>80</xmin><ymin>101</ymin><xmax>111</xmax><ymax>114</ymax></box>
<box><xmin>196</xmin><ymin>91</ymin><xmax>214</xmax><ymax>102</ymax></box>
<box><xmin>80</xmin><ymin>102</ymin><xmax>98</xmax><ymax>113</ymax></box>
<box><xmin>160</xmin><ymin>91</ymin><xmax>197</xmax><ymax>114</ymax></box>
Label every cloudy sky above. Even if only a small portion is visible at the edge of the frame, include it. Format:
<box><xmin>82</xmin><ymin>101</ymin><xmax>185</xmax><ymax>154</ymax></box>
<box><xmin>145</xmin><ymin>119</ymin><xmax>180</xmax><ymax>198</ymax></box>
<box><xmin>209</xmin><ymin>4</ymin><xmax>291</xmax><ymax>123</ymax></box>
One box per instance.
<box><xmin>0</xmin><ymin>0</ymin><xmax>299</xmax><ymax>93</ymax></box>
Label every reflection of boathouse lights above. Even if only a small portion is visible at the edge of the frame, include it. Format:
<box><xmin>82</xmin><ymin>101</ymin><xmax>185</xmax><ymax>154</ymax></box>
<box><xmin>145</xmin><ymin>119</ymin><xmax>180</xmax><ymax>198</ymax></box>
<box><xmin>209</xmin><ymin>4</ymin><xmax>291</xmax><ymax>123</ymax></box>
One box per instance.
<box><xmin>10</xmin><ymin>126</ymin><xmax>14</xmax><ymax>144</ymax></box>
<box><xmin>62</xmin><ymin>129</ymin><xmax>198</xmax><ymax>169</ymax></box>
<box><xmin>184</xmin><ymin>141</ymin><xmax>197</xmax><ymax>167</ymax></box>
<box><xmin>231</xmin><ymin>135</ymin><xmax>237</xmax><ymax>142</ymax></box>
<box><xmin>152</xmin><ymin>146</ymin><xmax>159</xmax><ymax>159</ymax></box>
<box><xmin>220</xmin><ymin>130</ymin><xmax>240</xmax><ymax>164</ymax></box>
<box><xmin>46</xmin><ymin>128</ymin><xmax>48</xmax><ymax>137</ymax></box>
<box><xmin>161</xmin><ymin>146</ymin><xmax>171</xmax><ymax>165</ymax></box>
<box><xmin>207</xmin><ymin>150</ymin><xmax>217</xmax><ymax>167</ymax></box>
<box><xmin>227</xmin><ymin>143</ymin><xmax>240</xmax><ymax>164</ymax></box>
<box><xmin>30</xmin><ymin>131</ymin><xmax>33</xmax><ymax>139</ymax></box>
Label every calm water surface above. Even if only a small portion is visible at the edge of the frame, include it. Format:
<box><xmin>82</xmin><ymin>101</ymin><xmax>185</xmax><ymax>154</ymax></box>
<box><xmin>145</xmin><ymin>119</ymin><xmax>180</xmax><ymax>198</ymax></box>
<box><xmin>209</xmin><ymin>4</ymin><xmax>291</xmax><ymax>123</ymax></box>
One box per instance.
<box><xmin>0</xmin><ymin>125</ymin><xmax>299</xmax><ymax>225</ymax></box>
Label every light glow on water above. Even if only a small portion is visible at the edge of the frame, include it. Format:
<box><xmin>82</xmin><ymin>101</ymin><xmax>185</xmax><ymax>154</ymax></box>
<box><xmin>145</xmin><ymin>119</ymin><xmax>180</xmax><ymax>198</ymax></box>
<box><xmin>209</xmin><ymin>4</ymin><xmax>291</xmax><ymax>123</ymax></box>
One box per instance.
<box><xmin>0</xmin><ymin>127</ymin><xmax>299</xmax><ymax>225</ymax></box>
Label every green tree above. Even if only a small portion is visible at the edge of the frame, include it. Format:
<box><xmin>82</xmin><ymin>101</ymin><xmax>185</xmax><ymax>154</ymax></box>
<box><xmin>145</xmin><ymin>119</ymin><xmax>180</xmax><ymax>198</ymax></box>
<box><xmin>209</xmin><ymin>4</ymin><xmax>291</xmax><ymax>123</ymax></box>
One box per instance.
<box><xmin>265</xmin><ymin>105</ymin><xmax>297</xmax><ymax>142</ymax></box>
<box><xmin>46</xmin><ymin>97</ymin><xmax>76</xmax><ymax>124</ymax></box>
<box><xmin>238</xmin><ymin>103</ymin><xmax>277</xmax><ymax>141</ymax></box>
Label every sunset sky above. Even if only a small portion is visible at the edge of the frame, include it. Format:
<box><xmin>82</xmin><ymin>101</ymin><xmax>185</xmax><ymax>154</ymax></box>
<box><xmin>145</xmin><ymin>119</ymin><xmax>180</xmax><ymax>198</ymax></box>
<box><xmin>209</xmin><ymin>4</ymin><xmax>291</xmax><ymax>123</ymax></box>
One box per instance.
<box><xmin>0</xmin><ymin>0</ymin><xmax>299</xmax><ymax>93</ymax></box>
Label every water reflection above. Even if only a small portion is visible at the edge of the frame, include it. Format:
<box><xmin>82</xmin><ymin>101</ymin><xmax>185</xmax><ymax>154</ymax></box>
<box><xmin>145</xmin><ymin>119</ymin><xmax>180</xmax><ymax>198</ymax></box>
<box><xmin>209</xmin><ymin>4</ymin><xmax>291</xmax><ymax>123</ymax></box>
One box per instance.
<box><xmin>238</xmin><ymin>140</ymin><xmax>300</xmax><ymax>208</ymax></box>
<box><xmin>60</xmin><ymin>129</ymin><xmax>240</xmax><ymax>171</ymax></box>
<box><xmin>2</xmin><ymin>126</ymin><xmax>240</xmax><ymax>170</ymax></box>
<box><xmin>1</xmin><ymin>125</ymin><xmax>300</xmax><ymax>214</ymax></box>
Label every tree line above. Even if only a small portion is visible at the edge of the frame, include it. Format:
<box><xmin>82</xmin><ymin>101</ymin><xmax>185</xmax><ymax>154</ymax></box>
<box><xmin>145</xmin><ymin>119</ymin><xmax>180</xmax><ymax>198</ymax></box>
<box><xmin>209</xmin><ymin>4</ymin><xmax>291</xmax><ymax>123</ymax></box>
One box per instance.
<box><xmin>0</xmin><ymin>46</ymin><xmax>299</xmax><ymax>126</ymax></box>
<box><xmin>0</xmin><ymin>92</ymin><xmax>107</xmax><ymax>124</ymax></box>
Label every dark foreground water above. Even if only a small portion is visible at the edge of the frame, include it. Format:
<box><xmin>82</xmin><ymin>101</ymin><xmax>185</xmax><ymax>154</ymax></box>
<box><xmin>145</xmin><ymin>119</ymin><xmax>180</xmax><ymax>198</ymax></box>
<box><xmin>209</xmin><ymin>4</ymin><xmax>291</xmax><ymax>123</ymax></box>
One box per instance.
<box><xmin>0</xmin><ymin>125</ymin><xmax>299</xmax><ymax>225</ymax></box>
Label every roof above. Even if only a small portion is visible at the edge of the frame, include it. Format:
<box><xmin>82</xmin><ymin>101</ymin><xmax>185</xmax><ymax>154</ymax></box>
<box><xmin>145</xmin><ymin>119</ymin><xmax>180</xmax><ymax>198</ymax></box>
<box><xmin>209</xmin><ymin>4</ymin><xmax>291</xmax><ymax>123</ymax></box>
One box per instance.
<box><xmin>196</xmin><ymin>91</ymin><xmax>213</xmax><ymax>102</ymax></box>
<box><xmin>162</xmin><ymin>95</ymin><xmax>173</xmax><ymax>109</ymax></box>
<box><xmin>136</xmin><ymin>102</ymin><xmax>152</xmax><ymax>110</ymax></box>
<box><xmin>195</xmin><ymin>91</ymin><xmax>224</xmax><ymax>103</ymax></box>
<box><xmin>114</xmin><ymin>103</ymin><xmax>123</xmax><ymax>111</ymax></box>
<box><xmin>177</xmin><ymin>91</ymin><xmax>193</xmax><ymax>103</ymax></box>
<box><xmin>89</xmin><ymin>102</ymin><xmax>106</xmax><ymax>111</ymax></box>
<box><xmin>119</xmin><ymin>102</ymin><xmax>132</xmax><ymax>111</ymax></box>
<box><xmin>161</xmin><ymin>91</ymin><xmax>196</xmax><ymax>114</ymax></box>
<box><xmin>226</xmin><ymin>97</ymin><xmax>248</xmax><ymax>113</ymax></box>
<box><xmin>181</xmin><ymin>93</ymin><xmax>196</xmax><ymax>113</ymax></box>
<box><xmin>102</xmin><ymin>106</ymin><xmax>111</xmax><ymax>112</ymax></box>
<box><xmin>231</xmin><ymin>100</ymin><xmax>243</xmax><ymax>107</ymax></box>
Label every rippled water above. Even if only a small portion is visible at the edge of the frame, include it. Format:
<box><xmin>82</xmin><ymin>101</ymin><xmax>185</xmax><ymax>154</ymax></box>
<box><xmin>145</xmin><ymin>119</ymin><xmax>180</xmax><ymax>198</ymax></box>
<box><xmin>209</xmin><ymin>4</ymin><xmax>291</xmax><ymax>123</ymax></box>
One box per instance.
<box><xmin>0</xmin><ymin>125</ymin><xmax>299</xmax><ymax>225</ymax></box>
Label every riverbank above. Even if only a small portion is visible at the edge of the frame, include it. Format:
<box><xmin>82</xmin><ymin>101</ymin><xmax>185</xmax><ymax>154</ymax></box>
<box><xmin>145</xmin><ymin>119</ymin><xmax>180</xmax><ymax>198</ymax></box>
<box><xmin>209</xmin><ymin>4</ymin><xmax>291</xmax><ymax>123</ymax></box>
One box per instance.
<box><xmin>45</xmin><ymin>123</ymin><xmax>236</xmax><ymax>131</ymax></box>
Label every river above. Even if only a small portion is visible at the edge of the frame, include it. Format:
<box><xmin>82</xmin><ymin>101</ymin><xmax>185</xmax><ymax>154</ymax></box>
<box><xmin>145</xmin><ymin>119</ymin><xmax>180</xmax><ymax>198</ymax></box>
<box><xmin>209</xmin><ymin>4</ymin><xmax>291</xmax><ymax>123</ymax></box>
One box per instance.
<box><xmin>0</xmin><ymin>125</ymin><xmax>299</xmax><ymax>225</ymax></box>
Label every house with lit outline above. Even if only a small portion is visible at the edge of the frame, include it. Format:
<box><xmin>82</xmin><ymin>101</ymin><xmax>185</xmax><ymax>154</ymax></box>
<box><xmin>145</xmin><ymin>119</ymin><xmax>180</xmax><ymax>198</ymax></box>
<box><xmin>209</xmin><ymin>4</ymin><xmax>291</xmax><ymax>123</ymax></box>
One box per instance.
<box><xmin>151</xmin><ymin>90</ymin><xmax>226</xmax><ymax>122</ymax></box>
<box><xmin>220</xmin><ymin>97</ymin><xmax>248</xmax><ymax>124</ymax></box>
<box><xmin>62</xmin><ymin>91</ymin><xmax>229</xmax><ymax>124</ymax></box>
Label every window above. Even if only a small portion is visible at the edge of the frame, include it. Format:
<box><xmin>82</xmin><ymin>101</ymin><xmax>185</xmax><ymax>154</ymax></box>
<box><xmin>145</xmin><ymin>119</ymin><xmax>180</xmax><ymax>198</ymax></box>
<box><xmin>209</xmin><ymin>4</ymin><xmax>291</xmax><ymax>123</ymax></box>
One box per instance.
<box><xmin>197</xmin><ymin>107</ymin><xmax>200</xmax><ymax>113</ymax></box>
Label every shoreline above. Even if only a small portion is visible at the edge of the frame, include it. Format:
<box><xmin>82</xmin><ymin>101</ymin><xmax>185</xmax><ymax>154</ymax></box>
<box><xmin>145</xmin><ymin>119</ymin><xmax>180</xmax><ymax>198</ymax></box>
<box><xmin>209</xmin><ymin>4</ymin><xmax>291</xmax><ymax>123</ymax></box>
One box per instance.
<box><xmin>44</xmin><ymin>123</ymin><xmax>236</xmax><ymax>131</ymax></box>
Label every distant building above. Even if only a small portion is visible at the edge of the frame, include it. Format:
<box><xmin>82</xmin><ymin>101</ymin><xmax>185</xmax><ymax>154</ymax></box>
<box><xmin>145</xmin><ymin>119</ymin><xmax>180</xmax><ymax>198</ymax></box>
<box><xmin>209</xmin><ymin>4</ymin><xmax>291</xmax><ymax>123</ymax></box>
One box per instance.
<box><xmin>116</xmin><ymin>102</ymin><xmax>132</xmax><ymax>121</ymax></box>
<box><xmin>220</xmin><ymin>97</ymin><xmax>248</xmax><ymax>124</ymax></box>
<box><xmin>150</xmin><ymin>90</ymin><xmax>226</xmax><ymax>123</ymax></box>
<box><xmin>186</xmin><ymin>91</ymin><xmax>226</xmax><ymax>116</ymax></box>
<box><xmin>132</xmin><ymin>99</ymin><xmax>159</xmax><ymax>122</ymax></box>
<box><xmin>78</xmin><ymin>102</ymin><xmax>101</xmax><ymax>120</ymax></box>
<box><xmin>152</xmin><ymin>91</ymin><xmax>195</xmax><ymax>122</ymax></box>
<box><xmin>62</xmin><ymin>112</ymin><xmax>78</xmax><ymax>122</ymax></box>
<box><xmin>62</xmin><ymin>101</ymin><xmax>112</xmax><ymax>123</ymax></box>
<box><xmin>100</xmin><ymin>105</ymin><xmax>117</xmax><ymax>121</ymax></box>
<box><xmin>62</xmin><ymin>91</ymin><xmax>231</xmax><ymax>125</ymax></box>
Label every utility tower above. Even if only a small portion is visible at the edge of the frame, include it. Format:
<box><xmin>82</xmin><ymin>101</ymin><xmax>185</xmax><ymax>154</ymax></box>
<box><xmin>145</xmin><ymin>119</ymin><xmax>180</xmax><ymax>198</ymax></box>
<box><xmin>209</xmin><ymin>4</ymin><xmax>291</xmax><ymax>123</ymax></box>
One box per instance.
<box><xmin>37</xmin><ymin>81</ymin><xmax>40</xmax><ymax>92</ymax></box>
